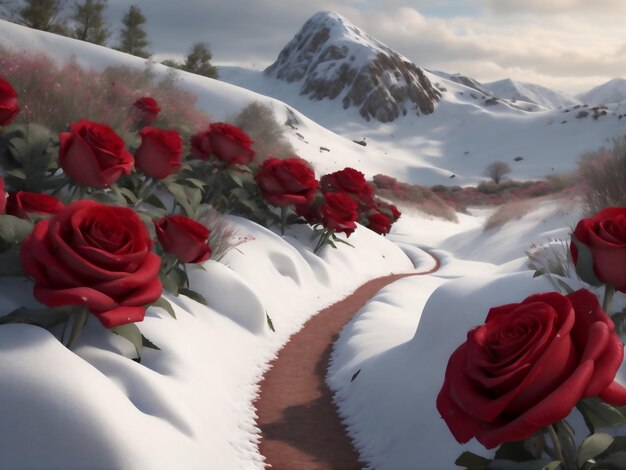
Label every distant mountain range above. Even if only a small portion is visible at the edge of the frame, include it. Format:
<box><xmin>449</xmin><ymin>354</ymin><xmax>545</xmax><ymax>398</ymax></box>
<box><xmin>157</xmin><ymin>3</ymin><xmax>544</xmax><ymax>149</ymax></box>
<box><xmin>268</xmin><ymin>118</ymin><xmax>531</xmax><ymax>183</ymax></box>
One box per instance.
<box><xmin>225</xmin><ymin>11</ymin><xmax>625</xmax><ymax>123</ymax></box>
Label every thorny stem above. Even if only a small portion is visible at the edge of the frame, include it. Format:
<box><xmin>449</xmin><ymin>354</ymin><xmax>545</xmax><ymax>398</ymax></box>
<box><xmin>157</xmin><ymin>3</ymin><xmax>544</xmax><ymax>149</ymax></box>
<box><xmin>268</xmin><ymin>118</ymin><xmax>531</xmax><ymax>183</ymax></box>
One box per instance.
<box><xmin>280</xmin><ymin>206</ymin><xmax>288</xmax><ymax>236</ymax></box>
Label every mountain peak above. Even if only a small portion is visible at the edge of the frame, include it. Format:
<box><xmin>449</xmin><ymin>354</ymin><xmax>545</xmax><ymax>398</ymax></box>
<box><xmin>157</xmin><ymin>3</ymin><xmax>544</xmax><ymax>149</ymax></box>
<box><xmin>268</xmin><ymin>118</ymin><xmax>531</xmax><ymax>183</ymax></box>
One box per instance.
<box><xmin>265</xmin><ymin>11</ymin><xmax>440</xmax><ymax>122</ymax></box>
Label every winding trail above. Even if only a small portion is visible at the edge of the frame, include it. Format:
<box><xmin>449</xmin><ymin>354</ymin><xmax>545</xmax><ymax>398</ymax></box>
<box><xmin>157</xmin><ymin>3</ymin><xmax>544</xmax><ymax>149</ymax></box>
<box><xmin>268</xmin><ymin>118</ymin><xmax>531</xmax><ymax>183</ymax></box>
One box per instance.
<box><xmin>254</xmin><ymin>250</ymin><xmax>440</xmax><ymax>469</ymax></box>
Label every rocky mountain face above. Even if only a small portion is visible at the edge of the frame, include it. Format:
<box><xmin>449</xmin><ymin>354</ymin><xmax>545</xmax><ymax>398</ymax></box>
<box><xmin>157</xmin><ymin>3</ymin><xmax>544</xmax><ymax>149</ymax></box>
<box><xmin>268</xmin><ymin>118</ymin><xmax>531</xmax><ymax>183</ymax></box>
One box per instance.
<box><xmin>264</xmin><ymin>11</ymin><xmax>441</xmax><ymax>123</ymax></box>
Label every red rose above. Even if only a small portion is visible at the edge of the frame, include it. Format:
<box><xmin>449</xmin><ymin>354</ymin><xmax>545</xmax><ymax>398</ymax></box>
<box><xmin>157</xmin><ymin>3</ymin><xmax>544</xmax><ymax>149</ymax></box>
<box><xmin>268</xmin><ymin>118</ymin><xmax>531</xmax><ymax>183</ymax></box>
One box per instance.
<box><xmin>59</xmin><ymin>120</ymin><xmax>134</xmax><ymax>188</ymax></box>
<box><xmin>6</xmin><ymin>191</ymin><xmax>64</xmax><ymax>220</ymax></box>
<box><xmin>134</xmin><ymin>127</ymin><xmax>183</xmax><ymax>179</ymax></box>
<box><xmin>388</xmin><ymin>203</ymin><xmax>401</xmax><ymax>221</ymax></box>
<box><xmin>437</xmin><ymin>289</ymin><xmax>626</xmax><ymax>449</ymax></box>
<box><xmin>154</xmin><ymin>215</ymin><xmax>211</xmax><ymax>264</ymax></box>
<box><xmin>255</xmin><ymin>157</ymin><xmax>319</xmax><ymax>207</ymax></box>
<box><xmin>366</xmin><ymin>212</ymin><xmax>391</xmax><ymax>235</ymax></box>
<box><xmin>320</xmin><ymin>168</ymin><xmax>373</xmax><ymax>203</ymax></box>
<box><xmin>571</xmin><ymin>207</ymin><xmax>626</xmax><ymax>292</ymax></box>
<box><xmin>132</xmin><ymin>96</ymin><xmax>160</xmax><ymax>126</ymax></box>
<box><xmin>0</xmin><ymin>76</ymin><xmax>20</xmax><ymax>126</ymax></box>
<box><xmin>322</xmin><ymin>192</ymin><xmax>358</xmax><ymax>237</ymax></box>
<box><xmin>0</xmin><ymin>177</ymin><xmax>6</xmax><ymax>214</ymax></box>
<box><xmin>190</xmin><ymin>122</ymin><xmax>255</xmax><ymax>165</ymax></box>
<box><xmin>20</xmin><ymin>200</ymin><xmax>162</xmax><ymax>328</ymax></box>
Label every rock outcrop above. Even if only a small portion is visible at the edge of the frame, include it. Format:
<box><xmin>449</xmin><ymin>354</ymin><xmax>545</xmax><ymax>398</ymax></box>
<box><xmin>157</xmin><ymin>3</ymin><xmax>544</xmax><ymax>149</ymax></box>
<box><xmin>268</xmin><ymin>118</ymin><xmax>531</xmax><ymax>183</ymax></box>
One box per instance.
<box><xmin>265</xmin><ymin>11</ymin><xmax>440</xmax><ymax>123</ymax></box>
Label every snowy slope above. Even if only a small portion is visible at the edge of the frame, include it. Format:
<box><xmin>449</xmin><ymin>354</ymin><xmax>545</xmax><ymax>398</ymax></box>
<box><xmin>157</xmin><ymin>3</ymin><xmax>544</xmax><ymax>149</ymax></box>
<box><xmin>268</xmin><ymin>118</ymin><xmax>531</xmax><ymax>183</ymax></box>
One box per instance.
<box><xmin>579</xmin><ymin>77</ymin><xmax>626</xmax><ymax>105</ymax></box>
<box><xmin>484</xmin><ymin>78</ymin><xmax>581</xmax><ymax>109</ymax></box>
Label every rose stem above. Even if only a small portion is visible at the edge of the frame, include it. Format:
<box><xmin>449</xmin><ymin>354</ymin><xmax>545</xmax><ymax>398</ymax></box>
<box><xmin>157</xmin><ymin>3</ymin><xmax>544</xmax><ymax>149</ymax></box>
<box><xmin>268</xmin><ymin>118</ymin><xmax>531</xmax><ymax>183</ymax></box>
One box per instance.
<box><xmin>313</xmin><ymin>229</ymin><xmax>330</xmax><ymax>254</ymax></box>
<box><xmin>603</xmin><ymin>285</ymin><xmax>615</xmax><ymax>314</ymax></box>
<box><xmin>280</xmin><ymin>206</ymin><xmax>288</xmax><ymax>236</ymax></box>
<box><xmin>547</xmin><ymin>424</ymin><xmax>567</xmax><ymax>468</ymax></box>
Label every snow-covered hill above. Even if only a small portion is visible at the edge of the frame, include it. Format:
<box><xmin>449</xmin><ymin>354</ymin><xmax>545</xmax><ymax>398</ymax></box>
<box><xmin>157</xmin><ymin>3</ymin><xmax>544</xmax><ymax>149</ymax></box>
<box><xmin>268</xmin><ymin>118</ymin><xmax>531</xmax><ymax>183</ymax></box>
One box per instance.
<box><xmin>2</xmin><ymin>17</ymin><xmax>625</xmax><ymax>189</ymax></box>
<box><xmin>483</xmin><ymin>78</ymin><xmax>581</xmax><ymax>109</ymax></box>
<box><xmin>579</xmin><ymin>77</ymin><xmax>626</xmax><ymax>105</ymax></box>
<box><xmin>264</xmin><ymin>11</ymin><xmax>441</xmax><ymax>123</ymax></box>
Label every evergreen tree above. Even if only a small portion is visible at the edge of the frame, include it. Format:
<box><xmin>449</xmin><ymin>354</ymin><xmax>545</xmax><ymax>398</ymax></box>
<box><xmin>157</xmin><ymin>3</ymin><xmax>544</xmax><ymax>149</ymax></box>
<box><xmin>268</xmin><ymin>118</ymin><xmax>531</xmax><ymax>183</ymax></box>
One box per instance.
<box><xmin>116</xmin><ymin>4</ymin><xmax>149</xmax><ymax>58</ymax></box>
<box><xmin>182</xmin><ymin>42</ymin><xmax>218</xmax><ymax>79</ymax></box>
<box><xmin>15</xmin><ymin>0</ymin><xmax>67</xmax><ymax>33</ymax></box>
<box><xmin>71</xmin><ymin>0</ymin><xmax>109</xmax><ymax>45</ymax></box>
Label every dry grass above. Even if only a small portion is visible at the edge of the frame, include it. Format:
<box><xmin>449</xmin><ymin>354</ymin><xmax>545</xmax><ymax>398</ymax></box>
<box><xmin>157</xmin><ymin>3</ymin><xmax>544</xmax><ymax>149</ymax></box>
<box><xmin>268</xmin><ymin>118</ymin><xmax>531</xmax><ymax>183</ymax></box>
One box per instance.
<box><xmin>483</xmin><ymin>199</ymin><xmax>535</xmax><ymax>230</ymax></box>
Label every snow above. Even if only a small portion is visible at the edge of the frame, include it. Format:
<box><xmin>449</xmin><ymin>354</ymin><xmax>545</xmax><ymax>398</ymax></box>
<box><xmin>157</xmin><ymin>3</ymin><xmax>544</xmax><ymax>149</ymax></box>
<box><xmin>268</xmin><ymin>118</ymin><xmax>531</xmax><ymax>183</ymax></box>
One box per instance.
<box><xmin>2</xmin><ymin>16</ymin><xmax>626</xmax><ymax>470</ymax></box>
<box><xmin>579</xmin><ymin>78</ymin><xmax>626</xmax><ymax>105</ymax></box>
<box><xmin>483</xmin><ymin>78</ymin><xmax>581</xmax><ymax>109</ymax></box>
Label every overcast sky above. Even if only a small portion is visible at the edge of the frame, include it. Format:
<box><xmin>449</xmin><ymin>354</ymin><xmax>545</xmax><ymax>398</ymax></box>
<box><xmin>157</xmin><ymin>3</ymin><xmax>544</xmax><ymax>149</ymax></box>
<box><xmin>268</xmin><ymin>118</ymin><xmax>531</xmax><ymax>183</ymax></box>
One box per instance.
<box><xmin>105</xmin><ymin>0</ymin><xmax>626</xmax><ymax>95</ymax></box>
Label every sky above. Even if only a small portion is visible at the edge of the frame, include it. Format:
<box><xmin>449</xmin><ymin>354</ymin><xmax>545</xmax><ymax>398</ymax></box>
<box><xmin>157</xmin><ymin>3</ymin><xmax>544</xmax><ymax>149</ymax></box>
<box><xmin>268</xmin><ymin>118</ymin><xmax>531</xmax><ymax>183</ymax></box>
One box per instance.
<box><xmin>102</xmin><ymin>0</ymin><xmax>623</xmax><ymax>95</ymax></box>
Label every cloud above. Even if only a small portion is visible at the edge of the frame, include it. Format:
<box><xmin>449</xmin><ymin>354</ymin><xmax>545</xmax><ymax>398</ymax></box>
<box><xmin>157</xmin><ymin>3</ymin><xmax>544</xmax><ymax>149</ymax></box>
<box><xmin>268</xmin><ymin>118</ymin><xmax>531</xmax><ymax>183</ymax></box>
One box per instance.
<box><xmin>104</xmin><ymin>1</ymin><xmax>625</xmax><ymax>94</ymax></box>
<box><xmin>473</xmin><ymin>0</ymin><xmax>626</xmax><ymax>16</ymax></box>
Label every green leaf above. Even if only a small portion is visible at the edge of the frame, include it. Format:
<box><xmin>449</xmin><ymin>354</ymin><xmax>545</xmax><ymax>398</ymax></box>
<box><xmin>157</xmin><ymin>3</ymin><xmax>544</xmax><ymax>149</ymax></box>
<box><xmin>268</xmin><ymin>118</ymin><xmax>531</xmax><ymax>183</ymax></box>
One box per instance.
<box><xmin>455</xmin><ymin>451</ymin><xmax>491</xmax><ymax>468</ymax></box>
<box><xmin>159</xmin><ymin>270</ymin><xmax>179</xmax><ymax>296</ymax></box>
<box><xmin>596</xmin><ymin>451</ymin><xmax>626</xmax><ymax>469</ymax></box>
<box><xmin>489</xmin><ymin>459</ymin><xmax>561</xmax><ymax>470</ymax></box>
<box><xmin>111</xmin><ymin>323</ymin><xmax>143</xmax><ymax>360</ymax></box>
<box><xmin>145</xmin><ymin>192</ymin><xmax>167</xmax><ymax>210</ymax></box>
<box><xmin>141</xmin><ymin>334</ymin><xmax>160</xmax><ymax>350</ymax></box>
<box><xmin>163</xmin><ymin>181</ymin><xmax>195</xmax><ymax>216</ymax></box>
<box><xmin>578</xmin><ymin>433</ymin><xmax>614</xmax><ymax>468</ymax></box>
<box><xmin>495</xmin><ymin>440</ymin><xmax>538</xmax><ymax>462</ymax></box>
<box><xmin>0</xmin><ymin>214</ymin><xmax>34</xmax><ymax>248</ymax></box>
<box><xmin>266</xmin><ymin>311</ymin><xmax>275</xmax><ymax>332</ymax></box>
<box><xmin>65</xmin><ymin>309</ymin><xmax>89</xmax><ymax>350</ymax></box>
<box><xmin>151</xmin><ymin>296</ymin><xmax>176</xmax><ymax>319</ymax></box>
<box><xmin>184</xmin><ymin>177</ymin><xmax>207</xmax><ymax>190</ymax></box>
<box><xmin>0</xmin><ymin>244</ymin><xmax>25</xmax><ymax>277</ymax></box>
<box><xmin>577</xmin><ymin>398</ymin><xmax>626</xmax><ymax>433</ymax></box>
<box><xmin>571</xmin><ymin>235</ymin><xmax>603</xmax><ymax>287</ymax></box>
<box><xmin>0</xmin><ymin>305</ymin><xmax>74</xmax><ymax>329</ymax></box>
<box><xmin>179</xmin><ymin>287</ymin><xmax>207</xmax><ymax>305</ymax></box>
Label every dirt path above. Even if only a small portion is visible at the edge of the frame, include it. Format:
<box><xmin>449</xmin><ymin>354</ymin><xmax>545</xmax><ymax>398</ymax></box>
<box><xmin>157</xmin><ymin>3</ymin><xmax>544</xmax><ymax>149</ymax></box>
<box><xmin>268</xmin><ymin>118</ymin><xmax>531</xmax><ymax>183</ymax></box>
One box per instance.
<box><xmin>254</xmin><ymin>251</ymin><xmax>440</xmax><ymax>469</ymax></box>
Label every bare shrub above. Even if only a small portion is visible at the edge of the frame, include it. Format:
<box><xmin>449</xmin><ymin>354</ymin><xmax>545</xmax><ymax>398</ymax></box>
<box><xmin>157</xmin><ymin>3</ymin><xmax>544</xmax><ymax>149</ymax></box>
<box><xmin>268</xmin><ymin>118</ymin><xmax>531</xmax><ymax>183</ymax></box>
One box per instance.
<box><xmin>526</xmin><ymin>239</ymin><xmax>574</xmax><ymax>279</ymax></box>
<box><xmin>232</xmin><ymin>101</ymin><xmax>296</xmax><ymax>163</ymax></box>
<box><xmin>483</xmin><ymin>199</ymin><xmax>533</xmax><ymax>230</ymax></box>
<box><xmin>484</xmin><ymin>161</ymin><xmax>512</xmax><ymax>185</ymax></box>
<box><xmin>0</xmin><ymin>48</ymin><xmax>211</xmax><ymax>137</ymax></box>
<box><xmin>578</xmin><ymin>137</ymin><xmax>626</xmax><ymax>215</ymax></box>
<box><xmin>196</xmin><ymin>207</ymin><xmax>250</xmax><ymax>262</ymax></box>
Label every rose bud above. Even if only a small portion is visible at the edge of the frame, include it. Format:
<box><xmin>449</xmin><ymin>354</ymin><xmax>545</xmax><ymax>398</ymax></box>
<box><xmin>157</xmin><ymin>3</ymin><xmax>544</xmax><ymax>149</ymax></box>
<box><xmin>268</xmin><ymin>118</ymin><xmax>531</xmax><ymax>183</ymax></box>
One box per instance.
<box><xmin>190</xmin><ymin>122</ymin><xmax>255</xmax><ymax>165</ymax></box>
<box><xmin>366</xmin><ymin>211</ymin><xmax>392</xmax><ymax>235</ymax></box>
<box><xmin>154</xmin><ymin>215</ymin><xmax>212</xmax><ymax>264</ymax></box>
<box><xmin>59</xmin><ymin>120</ymin><xmax>134</xmax><ymax>189</ymax></box>
<box><xmin>134</xmin><ymin>127</ymin><xmax>183</xmax><ymax>179</ymax></box>
<box><xmin>6</xmin><ymin>191</ymin><xmax>64</xmax><ymax>220</ymax></box>
<box><xmin>132</xmin><ymin>96</ymin><xmax>160</xmax><ymax>126</ymax></box>
<box><xmin>255</xmin><ymin>157</ymin><xmax>319</xmax><ymax>207</ymax></box>
<box><xmin>0</xmin><ymin>76</ymin><xmax>20</xmax><ymax>126</ymax></box>
<box><xmin>322</xmin><ymin>192</ymin><xmax>358</xmax><ymax>237</ymax></box>
<box><xmin>571</xmin><ymin>207</ymin><xmax>626</xmax><ymax>292</ymax></box>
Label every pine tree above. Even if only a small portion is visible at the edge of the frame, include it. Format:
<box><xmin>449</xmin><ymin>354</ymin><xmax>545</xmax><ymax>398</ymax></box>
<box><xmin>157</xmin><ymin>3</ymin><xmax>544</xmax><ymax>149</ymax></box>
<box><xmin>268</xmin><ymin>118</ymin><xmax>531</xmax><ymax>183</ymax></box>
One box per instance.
<box><xmin>182</xmin><ymin>42</ymin><xmax>218</xmax><ymax>79</ymax></box>
<box><xmin>16</xmin><ymin>0</ymin><xmax>67</xmax><ymax>33</ymax></box>
<box><xmin>71</xmin><ymin>0</ymin><xmax>109</xmax><ymax>45</ymax></box>
<box><xmin>116</xmin><ymin>4</ymin><xmax>149</xmax><ymax>58</ymax></box>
